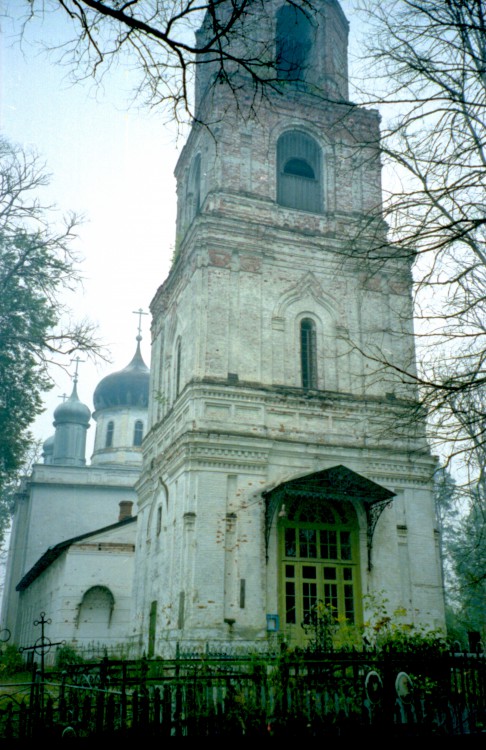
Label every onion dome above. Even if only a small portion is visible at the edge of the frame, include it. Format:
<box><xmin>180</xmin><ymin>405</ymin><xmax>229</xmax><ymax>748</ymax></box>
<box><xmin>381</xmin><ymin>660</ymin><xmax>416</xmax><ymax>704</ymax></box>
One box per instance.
<box><xmin>93</xmin><ymin>341</ymin><xmax>149</xmax><ymax>411</ymax></box>
<box><xmin>42</xmin><ymin>435</ymin><xmax>55</xmax><ymax>464</ymax></box>
<box><xmin>52</xmin><ymin>379</ymin><xmax>91</xmax><ymax>466</ymax></box>
<box><xmin>53</xmin><ymin>383</ymin><xmax>91</xmax><ymax>426</ymax></box>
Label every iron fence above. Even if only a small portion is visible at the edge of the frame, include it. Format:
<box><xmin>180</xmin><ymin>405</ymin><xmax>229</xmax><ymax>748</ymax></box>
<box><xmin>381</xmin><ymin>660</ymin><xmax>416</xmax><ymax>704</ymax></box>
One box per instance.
<box><xmin>0</xmin><ymin>649</ymin><xmax>484</xmax><ymax>738</ymax></box>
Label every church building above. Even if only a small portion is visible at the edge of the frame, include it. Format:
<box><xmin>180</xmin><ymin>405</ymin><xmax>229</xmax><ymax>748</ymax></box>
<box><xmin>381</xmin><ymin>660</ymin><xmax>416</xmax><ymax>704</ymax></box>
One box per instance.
<box><xmin>132</xmin><ymin>0</ymin><xmax>445</xmax><ymax>656</ymax></box>
<box><xmin>2</xmin><ymin>0</ymin><xmax>445</xmax><ymax>661</ymax></box>
<box><xmin>1</xmin><ymin>339</ymin><xmax>149</xmax><ymax>655</ymax></box>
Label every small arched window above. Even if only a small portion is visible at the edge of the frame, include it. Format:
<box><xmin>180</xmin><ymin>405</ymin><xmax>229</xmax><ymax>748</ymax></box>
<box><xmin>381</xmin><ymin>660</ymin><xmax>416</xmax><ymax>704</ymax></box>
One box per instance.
<box><xmin>133</xmin><ymin>420</ymin><xmax>144</xmax><ymax>447</ymax></box>
<box><xmin>300</xmin><ymin>318</ymin><xmax>317</xmax><ymax>389</ymax></box>
<box><xmin>277</xmin><ymin>131</ymin><xmax>322</xmax><ymax>212</ymax></box>
<box><xmin>276</xmin><ymin>4</ymin><xmax>313</xmax><ymax>81</ymax></box>
<box><xmin>186</xmin><ymin>154</ymin><xmax>201</xmax><ymax>226</ymax></box>
<box><xmin>105</xmin><ymin>421</ymin><xmax>114</xmax><ymax>448</ymax></box>
<box><xmin>175</xmin><ymin>338</ymin><xmax>182</xmax><ymax>398</ymax></box>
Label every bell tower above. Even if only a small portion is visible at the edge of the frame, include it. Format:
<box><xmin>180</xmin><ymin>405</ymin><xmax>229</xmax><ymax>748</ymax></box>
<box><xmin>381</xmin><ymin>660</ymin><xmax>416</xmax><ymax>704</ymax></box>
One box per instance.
<box><xmin>134</xmin><ymin>0</ymin><xmax>445</xmax><ymax>656</ymax></box>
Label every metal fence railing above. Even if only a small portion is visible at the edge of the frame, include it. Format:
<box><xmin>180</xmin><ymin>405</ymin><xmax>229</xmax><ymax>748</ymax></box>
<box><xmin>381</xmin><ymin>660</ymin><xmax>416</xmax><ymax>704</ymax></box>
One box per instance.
<box><xmin>0</xmin><ymin>649</ymin><xmax>484</xmax><ymax>738</ymax></box>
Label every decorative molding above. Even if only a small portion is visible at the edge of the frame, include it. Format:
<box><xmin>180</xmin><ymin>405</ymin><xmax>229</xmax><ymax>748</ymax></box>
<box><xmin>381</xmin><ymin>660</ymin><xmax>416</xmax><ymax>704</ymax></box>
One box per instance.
<box><xmin>208</xmin><ymin>249</ymin><xmax>231</xmax><ymax>267</ymax></box>
<box><xmin>190</xmin><ymin>445</ymin><xmax>268</xmax><ymax>468</ymax></box>
<box><xmin>239</xmin><ymin>255</ymin><xmax>262</xmax><ymax>273</ymax></box>
<box><xmin>273</xmin><ymin>271</ymin><xmax>337</xmax><ymax>320</ymax></box>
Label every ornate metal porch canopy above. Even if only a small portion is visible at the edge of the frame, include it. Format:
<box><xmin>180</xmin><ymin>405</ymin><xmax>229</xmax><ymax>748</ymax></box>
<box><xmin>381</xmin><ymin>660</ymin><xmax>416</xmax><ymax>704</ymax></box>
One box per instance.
<box><xmin>263</xmin><ymin>464</ymin><xmax>396</xmax><ymax>570</ymax></box>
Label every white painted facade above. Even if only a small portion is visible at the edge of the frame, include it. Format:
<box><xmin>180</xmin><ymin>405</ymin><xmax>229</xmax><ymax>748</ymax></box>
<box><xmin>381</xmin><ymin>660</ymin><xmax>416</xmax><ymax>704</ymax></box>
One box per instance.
<box><xmin>91</xmin><ymin>406</ymin><xmax>147</xmax><ymax>467</ymax></box>
<box><xmin>16</xmin><ymin>519</ymin><xmax>137</xmax><ymax>663</ymax></box>
<box><xmin>133</xmin><ymin>0</ymin><xmax>445</xmax><ymax>656</ymax></box>
<box><xmin>1</xmin><ymin>344</ymin><xmax>148</xmax><ymax>654</ymax></box>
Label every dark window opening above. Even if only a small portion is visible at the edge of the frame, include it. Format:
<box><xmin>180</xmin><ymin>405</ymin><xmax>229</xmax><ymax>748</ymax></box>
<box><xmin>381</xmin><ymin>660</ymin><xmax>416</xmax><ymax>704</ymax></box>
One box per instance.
<box><xmin>105</xmin><ymin>421</ymin><xmax>114</xmax><ymax>448</ymax></box>
<box><xmin>276</xmin><ymin>4</ymin><xmax>313</xmax><ymax>82</ymax></box>
<box><xmin>284</xmin><ymin>158</ymin><xmax>315</xmax><ymax>179</ymax></box>
<box><xmin>178</xmin><ymin>591</ymin><xmax>185</xmax><ymax>630</ymax></box>
<box><xmin>193</xmin><ymin>156</ymin><xmax>201</xmax><ymax>214</ymax></box>
<box><xmin>301</xmin><ymin>318</ymin><xmax>317</xmax><ymax>389</ymax></box>
<box><xmin>240</xmin><ymin>579</ymin><xmax>246</xmax><ymax>609</ymax></box>
<box><xmin>277</xmin><ymin>131</ymin><xmax>322</xmax><ymax>212</ymax></box>
<box><xmin>175</xmin><ymin>339</ymin><xmax>182</xmax><ymax>398</ymax></box>
<box><xmin>186</xmin><ymin>154</ymin><xmax>201</xmax><ymax>226</ymax></box>
<box><xmin>133</xmin><ymin>420</ymin><xmax>144</xmax><ymax>447</ymax></box>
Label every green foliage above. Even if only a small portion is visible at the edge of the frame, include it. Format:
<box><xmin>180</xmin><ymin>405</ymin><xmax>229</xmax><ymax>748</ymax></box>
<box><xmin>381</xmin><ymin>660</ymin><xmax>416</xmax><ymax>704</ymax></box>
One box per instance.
<box><xmin>56</xmin><ymin>645</ymin><xmax>85</xmax><ymax>668</ymax></box>
<box><xmin>362</xmin><ymin>592</ymin><xmax>448</xmax><ymax>654</ymax></box>
<box><xmin>301</xmin><ymin>600</ymin><xmax>337</xmax><ymax>651</ymax></box>
<box><xmin>444</xmin><ymin>604</ymin><xmax>470</xmax><ymax>649</ymax></box>
<box><xmin>302</xmin><ymin>601</ymin><xmax>362</xmax><ymax>652</ymax></box>
<box><xmin>432</xmin><ymin>467</ymin><xmax>486</xmax><ymax>646</ymax></box>
<box><xmin>170</xmin><ymin>239</ymin><xmax>181</xmax><ymax>268</ymax></box>
<box><xmin>153</xmin><ymin>391</ymin><xmax>168</xmax><ymax>407</ymax></box>
<box><xmin>301</xmin><ymin>593</ymin><xmax>447</xmax><ymax>654</ymax></box>
<box><xmin>447</xmin><ymin>486</ymin><xmax>486</xmax><ymax>644</ymax></box>
<box><xmin>0</xmin><ymin>645</ymin><xmax>24</xmax><ymax>676</ymax></box>
<box><xmin>434</xmin><ymin>468</ymin><xmax>460</xmax><ymax>548</ymax></box>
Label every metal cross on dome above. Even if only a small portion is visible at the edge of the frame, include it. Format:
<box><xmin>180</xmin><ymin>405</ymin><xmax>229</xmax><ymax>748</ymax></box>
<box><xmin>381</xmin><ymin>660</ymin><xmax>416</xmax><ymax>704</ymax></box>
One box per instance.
<box><xmin>132</xmin><ymin>308</ymin><xmax>148</xmax><ymax>341</ymax></box>
<box><xmin>71</xmin><ymin>356</ymin><xmax>85</xmax><ymax>385</ymax></box>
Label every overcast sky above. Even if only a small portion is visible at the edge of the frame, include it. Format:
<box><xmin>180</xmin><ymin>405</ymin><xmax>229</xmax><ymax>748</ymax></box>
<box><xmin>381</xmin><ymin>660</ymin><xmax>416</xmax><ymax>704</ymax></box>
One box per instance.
<box><xmin>1</xmin><ymin>3</ymin><xmax>188</xmax><ymax>457</ymax></box>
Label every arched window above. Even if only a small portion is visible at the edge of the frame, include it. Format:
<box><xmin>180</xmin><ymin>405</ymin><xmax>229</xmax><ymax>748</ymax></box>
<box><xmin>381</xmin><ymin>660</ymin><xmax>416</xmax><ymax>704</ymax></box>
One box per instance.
<box><xmin>133</xmin><ymin>420</ymin><xmax>144</xmax><ymax>447</ymax></box>
<box><xmin>276</xmin><ymin>4</ymin><xmax>313</xmax><ymax>81</ymax></box>
<box><xmin>300</xmin><ymin>318</ymin><xmax>317</xmax><ymax>389</ymax></box>
<box><xmin>186</xmin><ymin>154</ymin><xmax>201</xmax><ymax>226</ymax></box>
<box><xmin>279</xmin><ymin>498</ymin><xmax>361</xmax><ymax>647</ymax></box>
<box><xmin>175</xmin><ymin>338</ymin><xmax>182</xmax><ymax>398</ymax></box>
<box><xmin>147</xmin><ymin>485</ymin><xmax>168</xmax><ymax>540</ymax></box>
<box><xmin>277</xmin><ymin>131</ymin><xmax>322</xmax><ymax>212</ymax></box>
<box><xmin>105</xmin><ymin>421</ymin><xmax>114</xmax><ymax>448</ymax></box>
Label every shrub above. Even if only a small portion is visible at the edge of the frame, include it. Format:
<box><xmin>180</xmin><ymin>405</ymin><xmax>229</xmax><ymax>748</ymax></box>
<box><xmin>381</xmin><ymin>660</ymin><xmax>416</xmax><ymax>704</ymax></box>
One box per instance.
<box><xmin>362</xmin><ymin>592</ymin><xmax>448</xmax><ymax>654</ymax></box>
<box><xmin>0</xmin><ymin>645</ymin><xmax>24</xmax><ymax>676</ymax></box>
<box><xmin>56</xmin><ymin>645</ymin><xmax>85</xmax><ymax>668</ymax></box>
<box><xmin>301</xmin><ymin>592</ymin><xmax>448</xmax><ymax>654</ymax></box>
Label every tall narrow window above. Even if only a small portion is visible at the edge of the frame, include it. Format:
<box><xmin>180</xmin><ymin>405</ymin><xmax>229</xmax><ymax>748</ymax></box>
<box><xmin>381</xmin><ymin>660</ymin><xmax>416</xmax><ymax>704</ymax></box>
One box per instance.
<box><xmin>133</xmin><ymin>420</ymin><xmax>144</xmax><ymax>447</ymax></box>
<box><xmin>175</xmin><ymin>339</ymin><xmax>182</xmax><ymax>398</ymax></box>
<box><xmin>105</xmin><ymin>421</ymin><xmax>114</xmax><ymax>448</ymax></box>
<box><xmin>186</xmin><ymin>154</ymin><xmax>201</xmax><ymax>226</ymax></box>
<box><xmin>277</xmin><ymin>131</ymin><xmax>322</xmax><ymax>212</ymax></box>
<box><xmin>276</xmin><ymin>4</ymin><xmax>313</xmax><ymax>81</ymax></box>
<box><xmin>300</xmin><ymin>318</ymin><xmax>317</xmax><ymax>389</ymax></box>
